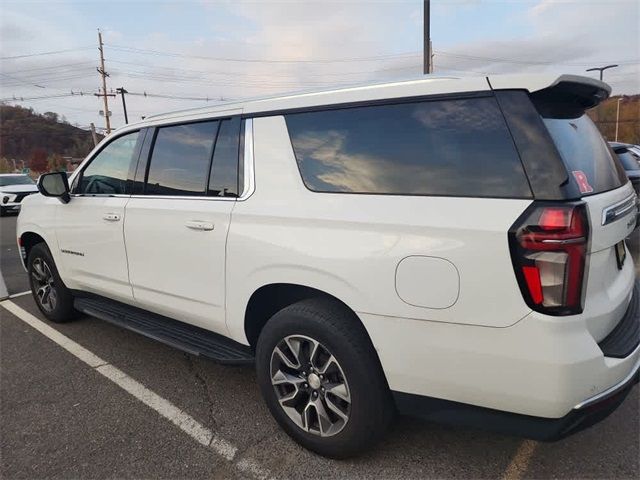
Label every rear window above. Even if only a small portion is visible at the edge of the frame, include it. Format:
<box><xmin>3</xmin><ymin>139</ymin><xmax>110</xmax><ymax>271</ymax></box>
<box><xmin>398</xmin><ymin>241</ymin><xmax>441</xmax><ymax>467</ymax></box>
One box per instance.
<box><xmin>285</xmin><ymin>97</ymin><xmax>532</xmax><ymax>198</ymax></box>
<box><xmin>542</xmin><ymin>115</ymin><xmax>626</xmax><ymax>195</ymax></box>
<box><xmin>615</xmin><ymin>150</ymin><xmax>640</xmax><ymax>171</ymax></box>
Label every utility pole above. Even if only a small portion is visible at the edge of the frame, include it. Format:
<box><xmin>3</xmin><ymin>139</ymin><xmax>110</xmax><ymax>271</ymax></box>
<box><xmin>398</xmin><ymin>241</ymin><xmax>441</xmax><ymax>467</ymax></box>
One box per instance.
<box><xmin>116</xmin><ymin>87</ymin><xmax>129</xmax><ymax>124</ymax></box>
<box><xmin>94</xmin><ymin>30</ymin><xmax>115</xmax><ymax>134</ymax></box>
<box><xmin>615</xmin><ymin>97</ymin><xmax>622</xmax><ymax>142</ymax></box>
<box><xmin>586</xmin><ymin>64</ymin><xmax>618</xmax><ymax>82</ymax></box>
<box><xmin>89</xmin><ymin>123</ymin><xmax>98</xmax><ymax>147</ymax></box>
<box><xmin>423</xmin><ymin>0</ymin><xmax>431</xmax><ymax>74</ymax></box>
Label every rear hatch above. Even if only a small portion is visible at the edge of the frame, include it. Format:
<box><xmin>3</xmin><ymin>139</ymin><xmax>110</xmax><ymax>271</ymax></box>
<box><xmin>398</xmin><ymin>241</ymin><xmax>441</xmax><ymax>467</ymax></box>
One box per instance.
<box><xmin>497</xmin><ymin>76</ymin><xmax>637</xmax><ymax>341</ymax></box>
<box><xmin>540</xmin><ymin>105</ymin><xmax>636</xmax><ymax>340</ymax></box>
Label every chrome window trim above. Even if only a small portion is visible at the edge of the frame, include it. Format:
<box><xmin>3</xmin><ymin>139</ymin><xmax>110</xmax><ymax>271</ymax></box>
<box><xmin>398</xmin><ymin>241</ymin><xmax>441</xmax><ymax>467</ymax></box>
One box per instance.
<box><xmin>238</xmin><ymin>118</ymin><xmax>255</xmax><ymax>201</ymax></box>
<box><xmin>70</xmin><ymin>194</ymin><xmax>130</xmax><ymax>198</ymax></box>
<box><xmin>129</xmin><ymin>195</ymin><xmax>236</xmax><ymax>201</ymax></box>
<box><xmin>601</xmin><ymin>193</ymin><xmax>637</xmax><ymax>226</ymax></box>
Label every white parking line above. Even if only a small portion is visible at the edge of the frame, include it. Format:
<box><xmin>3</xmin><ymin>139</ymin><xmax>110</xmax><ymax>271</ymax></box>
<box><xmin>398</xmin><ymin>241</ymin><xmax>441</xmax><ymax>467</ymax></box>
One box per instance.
<box><xmin>8</xmin><ymin>290</ymin><xmax>32</xmax><ymax>299</ymax></box>
<box><xmin>0</xmin><ymin>299</ymin><xmax>271</xmax><ymax>479</ymax></box>
<box><xmin>0</xmin><ymin>272</ymin><xmax>8</xmax><ymax>300</ymax></box>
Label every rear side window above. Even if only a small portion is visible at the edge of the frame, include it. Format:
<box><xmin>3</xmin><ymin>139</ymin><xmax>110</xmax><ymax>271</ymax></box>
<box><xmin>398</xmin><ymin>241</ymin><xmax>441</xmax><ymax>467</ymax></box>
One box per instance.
<box><xmin>146</xmin><ymin>121</ymin><xmax>219</xmax><ymax>196</ymax></box>
<box><xmin>208</xmin><ymin>117</ymin><xmax>241</xmax><ymax>197</ymax></box>
<box><xmin>542</xmin><ymin>115</ymin><xmax>626</xmax><ymax>195</ymax></box>
<box><xmin>285</xmin><ymin>97</ymin><xmax>531</xmax><ymax>198</ymax></box>
<box><xmin>78</xmin><ymin>131</ymin><xmax>139</xmax><ymax>195</ymax></box>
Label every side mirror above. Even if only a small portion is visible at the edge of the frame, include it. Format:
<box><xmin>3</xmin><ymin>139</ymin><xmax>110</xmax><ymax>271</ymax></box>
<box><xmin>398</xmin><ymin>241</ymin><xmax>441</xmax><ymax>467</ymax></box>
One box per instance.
<box><xmin>37</xmin><ymin>172</ymin><xmax>71</xmax><ymax>204</ymax></box>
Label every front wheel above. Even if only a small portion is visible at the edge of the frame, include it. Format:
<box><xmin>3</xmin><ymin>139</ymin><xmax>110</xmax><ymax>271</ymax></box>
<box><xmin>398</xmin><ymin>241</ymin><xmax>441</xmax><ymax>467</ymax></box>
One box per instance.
<box><xmin>28</xmin><ymin>243</ymin><xmax>78</xmax><ymax>322</ymax></box>
<box><xmin>256</xmin><ymin>298</ymin><xmax>394</xmax><ymax>458</ymax></box>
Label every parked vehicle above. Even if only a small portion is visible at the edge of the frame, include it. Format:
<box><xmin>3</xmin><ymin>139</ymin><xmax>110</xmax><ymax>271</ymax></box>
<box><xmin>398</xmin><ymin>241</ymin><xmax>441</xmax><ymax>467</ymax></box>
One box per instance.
<box><xmin>609</xmin><ymin>142</ymin><xmax>640</xmax><ymax>225</ymax></box>
<box><xmin>17</xmin><ymin>74</ymin><xmax>639</xmax><ymax>458</ymax></box>
<box><xmin>0</xmin><ymin>174</ymin><xmax>38</xmax><ymax>216</ymax></box>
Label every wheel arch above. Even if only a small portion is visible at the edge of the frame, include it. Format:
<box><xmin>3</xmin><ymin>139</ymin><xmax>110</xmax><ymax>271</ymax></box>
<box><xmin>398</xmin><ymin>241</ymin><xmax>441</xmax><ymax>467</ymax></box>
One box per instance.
<box><xmin>244</xmin><ymin>283</ymin><xmax>373</xmax><ymax>352</ymax></box>
<box><xmin>19</xmin><ymin>231</ymin><xmax>47</xmax><ymax>268</ymax></box>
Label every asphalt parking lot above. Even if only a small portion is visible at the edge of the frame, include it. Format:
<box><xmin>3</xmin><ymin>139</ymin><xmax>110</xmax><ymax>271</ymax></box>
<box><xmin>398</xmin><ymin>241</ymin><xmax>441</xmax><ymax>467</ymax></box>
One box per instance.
<box><xmin>1</xmin><ymin>213</ymin><xmax>639</xmax><ymax>479</ymax></box>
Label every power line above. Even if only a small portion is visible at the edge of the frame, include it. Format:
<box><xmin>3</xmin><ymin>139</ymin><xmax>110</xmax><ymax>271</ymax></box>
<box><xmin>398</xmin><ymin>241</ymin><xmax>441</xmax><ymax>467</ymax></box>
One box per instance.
<box><xmin>0</xmin><ymin>46</ymin><xmax>94</xmax><ymax>60</ymax></box>
<box><xmin>433</xmin><ymin>50</ymin><xmax>640</xmax><ymax>67</ymax></box>
<box><xmin>0</xmin><ymin>72</ymin><xmax>46</xmax><ymax>89</ymax></box>
<box><xmin>106</xmin><ymin>44</ymin><xmax>420</xmax><ymax>64</ymax></box>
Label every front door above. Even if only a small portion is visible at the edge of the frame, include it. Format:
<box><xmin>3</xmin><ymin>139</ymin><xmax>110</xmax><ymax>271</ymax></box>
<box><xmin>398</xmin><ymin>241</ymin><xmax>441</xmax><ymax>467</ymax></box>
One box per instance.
<box><xmin>56</xmin><ymin>130</ymin><xmax>141</xmax><ymax>302</ymax></box>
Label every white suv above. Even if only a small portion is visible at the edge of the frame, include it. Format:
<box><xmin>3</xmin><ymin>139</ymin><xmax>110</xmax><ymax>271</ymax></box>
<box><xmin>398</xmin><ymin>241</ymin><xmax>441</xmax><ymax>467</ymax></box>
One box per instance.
<box><xmin>17</xmin><ymin>74</ymin><xmax>639</xmax><ymax>458</ymax></box>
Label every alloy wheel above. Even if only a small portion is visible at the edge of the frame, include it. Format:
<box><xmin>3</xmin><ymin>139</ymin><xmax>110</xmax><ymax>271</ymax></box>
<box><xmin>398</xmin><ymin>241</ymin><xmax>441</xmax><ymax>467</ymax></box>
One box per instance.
<box><xmin>31</xmin><ymin>257</ymin><xmax>58</xmax><ymax>313</ymax></box>
<box><xmin>270</xmin><ymin>335</ymin><xmax>351</xmax><ymax>437</ymax></box>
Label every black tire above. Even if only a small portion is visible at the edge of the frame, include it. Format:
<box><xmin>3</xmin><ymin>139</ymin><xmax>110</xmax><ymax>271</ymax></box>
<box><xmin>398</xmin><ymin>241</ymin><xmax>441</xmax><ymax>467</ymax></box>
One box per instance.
<box><xmin>27</xmin><ymin>242</ymin><xmax>78</xmax><ymax>323</ymax></box>
<box><xmin>256</xmin><ymin>297</ymin><xmax>394</xmax><ymax>458</ymax></box>
<box><xmin>0</xmin><ymin>207</ymin><xmax>6</xmax><ymax>217</ymax></box>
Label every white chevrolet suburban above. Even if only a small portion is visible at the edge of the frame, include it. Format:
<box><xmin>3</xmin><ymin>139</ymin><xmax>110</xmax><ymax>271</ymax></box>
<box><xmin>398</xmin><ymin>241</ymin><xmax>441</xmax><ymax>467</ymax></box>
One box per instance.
<box><xmin>17</xmin><ymin>74</ymin><xmax>639</xmax><ymax>458</ymax></box>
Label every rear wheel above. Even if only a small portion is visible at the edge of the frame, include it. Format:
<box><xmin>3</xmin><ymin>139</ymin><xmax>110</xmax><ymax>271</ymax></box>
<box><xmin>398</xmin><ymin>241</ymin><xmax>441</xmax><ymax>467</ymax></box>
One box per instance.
<box><xmin>256</xmin><ymin>298</ymin><xmax>394</xmax><ymax>458</ymax></box>
<box><xmin>28</xmin><ymin>243</ymin><xmax>78</xmax><ymax>322</ymax></box>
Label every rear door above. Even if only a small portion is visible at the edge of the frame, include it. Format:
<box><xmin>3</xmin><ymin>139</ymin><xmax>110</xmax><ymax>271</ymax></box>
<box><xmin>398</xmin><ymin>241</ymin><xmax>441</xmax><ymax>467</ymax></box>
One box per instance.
<box><xmin>124</xmin><ymin>116</ymin><xmax>242</xmax><ymax>334</ymax></box>
<box><xmin>541</xmin><ymin>114</ymin><xmax>636</xmax><ymax>339</ymax></box>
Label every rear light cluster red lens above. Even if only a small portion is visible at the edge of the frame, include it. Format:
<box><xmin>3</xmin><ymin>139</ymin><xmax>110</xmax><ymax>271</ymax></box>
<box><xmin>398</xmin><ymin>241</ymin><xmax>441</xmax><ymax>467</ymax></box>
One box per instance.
<box><xmin>509</xmin><ymin>202</ymin><xmax>590</xmax><ymax>315</ymax></box>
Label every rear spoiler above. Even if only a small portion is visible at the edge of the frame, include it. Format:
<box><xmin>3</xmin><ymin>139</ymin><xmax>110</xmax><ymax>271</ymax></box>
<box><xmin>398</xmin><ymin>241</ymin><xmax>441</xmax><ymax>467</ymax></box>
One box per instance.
<box><xmin>488</xmin><ymin>74</ymin><xmax>611</xmax><ymax>119</ymax></box>
<box><xmin>529</xmin><ymin>75</ymin><xmax>611</xmax><ymax>119</ymax></box>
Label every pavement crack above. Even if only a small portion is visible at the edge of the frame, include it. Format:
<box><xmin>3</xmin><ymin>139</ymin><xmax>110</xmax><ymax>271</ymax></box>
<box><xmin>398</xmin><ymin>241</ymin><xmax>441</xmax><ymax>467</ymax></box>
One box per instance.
<box><xmin>184</xmin><ymin>353</ymin><xmax>219</xmax><ymax>431</ymax></box>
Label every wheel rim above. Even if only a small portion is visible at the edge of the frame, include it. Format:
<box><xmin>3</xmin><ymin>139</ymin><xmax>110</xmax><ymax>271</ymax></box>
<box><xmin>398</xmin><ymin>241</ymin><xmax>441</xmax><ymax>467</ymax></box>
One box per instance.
<box><xmin>31</xmin><ymin>257</ymin><xmax>57</xmax><ymax>313</ymax></box>
<box><xmin>270</xmin><ymin>335</ymin><xmax>351</xmax><ymax>437</ymax></box>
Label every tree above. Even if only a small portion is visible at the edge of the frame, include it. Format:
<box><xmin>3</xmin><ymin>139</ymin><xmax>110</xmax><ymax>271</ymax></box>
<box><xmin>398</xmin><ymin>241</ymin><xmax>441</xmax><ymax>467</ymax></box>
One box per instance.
<box><xmin>47</xmin><ymin>153</ymin><xmax>67</xmax><ymax>172</ymax></box>
<box><xmin>29</xmin><ymin>148</ymin><xmax>48</xmax><ymax>173</ymax></box>
<box><xmin>0</xmin><ymin>157</ymin><xmax>13</xmax><ymax>173</ymax></box>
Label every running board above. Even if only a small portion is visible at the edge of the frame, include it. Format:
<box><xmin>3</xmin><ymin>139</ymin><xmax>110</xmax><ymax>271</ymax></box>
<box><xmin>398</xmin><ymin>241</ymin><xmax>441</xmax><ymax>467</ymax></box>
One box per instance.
<box><xmin>74</xmin><ymin>296</ymin><xmax>254</xmax><ymax>365</ymax></box>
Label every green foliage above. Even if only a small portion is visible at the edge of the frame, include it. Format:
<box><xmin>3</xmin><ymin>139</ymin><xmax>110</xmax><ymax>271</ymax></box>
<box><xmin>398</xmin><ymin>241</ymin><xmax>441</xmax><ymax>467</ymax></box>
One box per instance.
<box><xmin>588</xmin><ymin>95</ymin><xmax>640</xmax><ymax>144</ymax></box>
<box><xmin>0</xmin><ymin>104</ymin><xmax>103</xmax><ymax>161</ymax></box>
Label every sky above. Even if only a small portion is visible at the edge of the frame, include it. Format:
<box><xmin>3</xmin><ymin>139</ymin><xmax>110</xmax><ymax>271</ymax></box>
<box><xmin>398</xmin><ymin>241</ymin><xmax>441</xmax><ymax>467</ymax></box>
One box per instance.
<box><xmin>0</xmin><ymin>0</ymin><xmax>638</xmax><ymax>133</ymax></box>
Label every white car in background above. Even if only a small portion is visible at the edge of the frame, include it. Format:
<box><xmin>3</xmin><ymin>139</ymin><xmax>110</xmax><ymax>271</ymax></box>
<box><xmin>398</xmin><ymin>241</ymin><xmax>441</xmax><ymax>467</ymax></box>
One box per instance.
<box><xmin>0</xmin><ymin>174</ymin><xmax>38</xmax><ymax>216</ymax></box>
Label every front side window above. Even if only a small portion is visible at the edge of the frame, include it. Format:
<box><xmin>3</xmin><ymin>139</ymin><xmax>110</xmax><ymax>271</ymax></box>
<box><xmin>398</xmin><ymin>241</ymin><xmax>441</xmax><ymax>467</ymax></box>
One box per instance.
<box><xmin>285</xmin><ymin>96</ymin><xmax>531</xmax><ymax>198</ymax></box>
<box><xmin>78</xmin><ymin>131</ymin><xmax>139</xmax><ymax>194</ymax></box>
<box><xmin>146</xmin><ymin>121</ymin><xmax>219</xmax><ymax>196</ymax></box>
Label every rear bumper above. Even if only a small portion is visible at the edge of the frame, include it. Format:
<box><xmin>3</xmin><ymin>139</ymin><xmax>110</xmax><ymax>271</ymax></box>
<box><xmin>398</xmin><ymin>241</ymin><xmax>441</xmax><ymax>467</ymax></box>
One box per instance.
<box><xmin>393</xmin><ymin>363</ymin><xmax>638</xmax><ymax>441</ymax></box>
<box><xmin>394</xmin><ymin>286</ymin><xmax>639</xmax><ymax>439</ymax></box>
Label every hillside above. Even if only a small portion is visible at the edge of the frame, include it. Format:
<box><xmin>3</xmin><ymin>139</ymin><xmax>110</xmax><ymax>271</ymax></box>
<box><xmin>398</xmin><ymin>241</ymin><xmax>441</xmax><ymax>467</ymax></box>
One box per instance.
<box><xmin>588</xmin><ymin>94</ymin><xmax>640</xmax><ymax>144</ymax></box>
<box><xmin>0</xmin><ymin>104</ymin><xmax>102</xmax><ymax>163</ymax></box>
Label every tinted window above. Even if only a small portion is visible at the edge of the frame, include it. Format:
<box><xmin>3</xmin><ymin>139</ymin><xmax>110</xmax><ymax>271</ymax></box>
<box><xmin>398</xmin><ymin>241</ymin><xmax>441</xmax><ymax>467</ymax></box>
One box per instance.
<box><xmin>542</xmin><ymin>115</ymin><xmax>626</xmax><ymax>195</ymax></box>
<box><xmin>208</xmin><ymin>117</ymin><xmax>241</xmax><ymax>197</ymax></box>
<box><xmin>78</xmin><ymin>131</ymin><xmax>139</xmax><ymax>194</ymax></box>
<box><xmin>285</xmin><ymin>97</ymin><xmax>531</xmax><ymax>198</ymax></box>
<box><xmin>616</xmin><ymin>150</ymin><xmax>640</xmax><ymax>171</ymax></box>
<box><xmin>146</xmin><ymin>121</ymin><xmax>218</xmax><ymax>196</ymax></box>
<box><xmin>0</xmin><ymin>175</ymin><xmax>34</xmax><ymax>186</ymax></box>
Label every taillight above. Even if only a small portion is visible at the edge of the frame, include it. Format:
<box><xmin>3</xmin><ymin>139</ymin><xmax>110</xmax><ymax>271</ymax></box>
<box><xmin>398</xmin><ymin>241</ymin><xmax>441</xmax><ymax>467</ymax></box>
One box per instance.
<box><xmin>509</xmin><ymin>202</ymin><xmax>590</xmax><ymax>315</ymax></box>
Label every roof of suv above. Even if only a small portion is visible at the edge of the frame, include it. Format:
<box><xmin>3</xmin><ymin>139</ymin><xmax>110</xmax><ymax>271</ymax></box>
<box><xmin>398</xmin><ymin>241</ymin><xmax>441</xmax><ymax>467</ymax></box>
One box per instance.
<box><xmin>124</xmin><ymin>73</ymin><xmax>609</xmax><ymax>131</ymax></box>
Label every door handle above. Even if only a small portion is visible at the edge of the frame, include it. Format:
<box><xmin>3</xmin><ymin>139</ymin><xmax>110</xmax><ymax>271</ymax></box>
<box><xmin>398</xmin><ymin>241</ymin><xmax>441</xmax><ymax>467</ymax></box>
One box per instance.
<box><xmin>185</xmin><ymin>220</ymin><xmax>214</xmax><ymax>231</ymax></box>
<box><xmin>103</xmin><ymin>213</ymin><xmax>121</xmax><ymax>222</ymax></box>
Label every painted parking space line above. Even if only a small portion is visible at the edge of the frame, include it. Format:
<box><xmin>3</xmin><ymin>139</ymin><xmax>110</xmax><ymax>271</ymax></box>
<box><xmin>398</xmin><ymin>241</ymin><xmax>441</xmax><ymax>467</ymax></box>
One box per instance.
<box><xmin>8</xmin><ymin>290</ymin><xmax>31</xmax><ymax>299</ymax></box>
<box><xmin>502</xmin><ymin>439</ymin><xmax>538</xmax><ymax>480</ymax></box>
<box><xmin>0</xmin><ymin>299</ymin><xmax>271</xmax><ymax>479</ymax></box>
<box><xmin>0</xmin><ymin>271</ymin><xmax>8</xmax><ymax>300</ymax></box>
